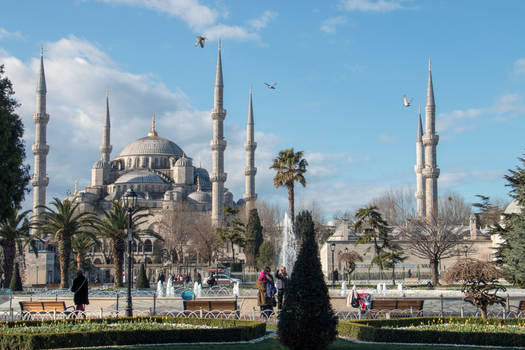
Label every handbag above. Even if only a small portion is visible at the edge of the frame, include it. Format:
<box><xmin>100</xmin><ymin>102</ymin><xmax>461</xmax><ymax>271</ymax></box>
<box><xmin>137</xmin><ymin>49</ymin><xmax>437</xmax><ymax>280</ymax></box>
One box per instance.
<box><xmin>350</xmin><ymin>291</ymin><xmax>360</xmax><ymax>308</ymax></box>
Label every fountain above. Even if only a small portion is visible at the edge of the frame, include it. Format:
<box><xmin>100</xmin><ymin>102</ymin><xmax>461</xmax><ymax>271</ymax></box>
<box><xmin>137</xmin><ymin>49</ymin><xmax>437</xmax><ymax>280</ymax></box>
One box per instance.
<box><xmin>166</xmin><ymin>276</ymin><xmax>174</xmax><ymax>297</ymax></box>
<box><xmin>156</xmin><ymin>280</ymin><xmax>165</xmax><ymax>297</ymax></box>
<box><xmin>233</xmin><ymin>281</ymin><xmax>240</xmax><ymax>297</ymax></box>
<box><xmin>340</xmin><ymin>281</ymin><xmax>348</xmax><ymax>296</ymax></box>
<box><xmin>193</xmin><ymin>282</ymin><xmax>202</xmax><ymax>298</ymax></box>
<box><xmin>279</xmin><ymin>212</ymin><xmax>297</xmax><ymax>274</ymax></box>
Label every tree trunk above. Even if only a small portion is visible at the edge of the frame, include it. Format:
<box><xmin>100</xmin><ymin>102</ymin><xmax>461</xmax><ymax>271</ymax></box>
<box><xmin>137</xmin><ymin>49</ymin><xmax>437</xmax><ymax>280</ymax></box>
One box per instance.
<box><xmin>1</xmin><ymin>239</ymin><xmax>16</xmax><ymax>286</ymax></box>
<box><xmin>113</xmin><ymin>238</ymin><xmax>125</xmax><ymax>287</ymax></box>
<box><xmin>481</xmin><ymin>305</ymin><xmax>488</xmax><ymax>321</ymax></box>
<box><xmin>288</xmin><ymin>184</ymin><xmax>295</xmax><ymax>226</ymax></box>
<box><xmin>392</xmin><ymin>264</ymin><xmax>396</xmax><ymax>286</ymax></box>
<box><xmin>430</xmin><ymin>259</ymin><xmax>440</xmax><ymax>286</ymax></box>
<box><xmin>231</xmin><ymin>241</ymin><xmax>235</xmax><ymax>262</ymax></box>
<box><xmin>58</xmin><ymin>236</ymin><xmax>72</xmax><ymax>288</ymax></box>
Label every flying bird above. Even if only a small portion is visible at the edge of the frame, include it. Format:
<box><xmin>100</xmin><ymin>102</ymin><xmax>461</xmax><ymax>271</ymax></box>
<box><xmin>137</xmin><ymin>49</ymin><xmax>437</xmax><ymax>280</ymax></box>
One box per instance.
<box><xmin>403</xmin><ymin>95</ymin><xmax>414</xmax><ymax>107</ymax></box>
<box><xmin>264</xmin><ymin>82</ymin><xmax>277</xmax><ymax>89</ymax></box>
<box><xmin>195</xmin><ymin>36</ymin><xmax>207</xmax><ymax>48</ymax></box>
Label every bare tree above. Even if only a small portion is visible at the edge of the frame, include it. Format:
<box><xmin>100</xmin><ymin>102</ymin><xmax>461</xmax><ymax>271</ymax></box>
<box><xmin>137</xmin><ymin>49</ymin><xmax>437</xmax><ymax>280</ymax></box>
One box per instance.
<box><xmin>190</xmin><ymin>212</ymin><xmax>219</xmax><ymax>264</ymax></box>
<box><xmin>256</xmin><ymin>200</ymin><xmax>284</xmax><ymax>249</ymax></box>
<box><xmin>399</xmin><ymin>217</ymin><xmax>461</xmax><ymax>286</ymax></box>
<box><xmin>439</xmin><ymin>191</ymin><xmax>471</xmax><ymax>225</ymax></box>
<box><xmin>371</xmin><ymin>187</ymin><xmax>416</xmax><ymax>226</ymax></box>
<box><xmin>157</xmin><ymin>202</ymin><xmax>195</xmax><ymax>265</ymax></box>
<box><xmin>338</xmin><ymin>251</ymin><xmax>363</xmax><ymax>282</ymax></box>
<box><xmin>443</xmin><ymin>258</ymin><xmax>506</xmax><ymax>320</ymax></box>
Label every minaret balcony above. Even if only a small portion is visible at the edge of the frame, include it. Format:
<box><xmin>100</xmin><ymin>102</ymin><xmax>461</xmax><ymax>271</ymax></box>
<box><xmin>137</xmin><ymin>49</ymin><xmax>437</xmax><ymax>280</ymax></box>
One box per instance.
<box><xmin>244</xmin><ymin>142</ymin><xmax>257</xmax><ymax>151</ymax></box>
<box><xmin>210</xmin><ymin>173</ymin><xmax>227</xmax><ymax>182</ymax></box>
<box><xmin>32</xmin><ymin>112</ymin><xmax>49</xmax><ymax>124</ymax></box>
<box><xmin>422</xmin><ymin>134</ymin><xmax>439</xmax><ymax>146</ymax></box>
<box><xmin>31</xmin><ymin>175</ymin><xmax>49</xmax><ymax>187</ymax></box>
<box><xmin>422</xmin><ymin>167</ymin><xmax>440</xmax><ymax>178</ymax></box>
<box><xmin>244</xmin><ymin>167</ymin><xmax>257</xmax><ymax>176</ymax></box>
<box><xmin>32</xmin><ymin>144</ymin><xmax>49</xmax><ymax>155</ymax></box>
<box><xmin>210</xmin><ymin>139</ymin><xmax>227</xmax><ymax>151</ymax></box>
<box><xmin>211</xmin><ymin>110</ymin><xmax>226</xmax><ymax>121</ymax></box>
<box><xmin>99</xmin><ymin>145</ymin><xmax>113</xmax><ymax>154</ymax></box>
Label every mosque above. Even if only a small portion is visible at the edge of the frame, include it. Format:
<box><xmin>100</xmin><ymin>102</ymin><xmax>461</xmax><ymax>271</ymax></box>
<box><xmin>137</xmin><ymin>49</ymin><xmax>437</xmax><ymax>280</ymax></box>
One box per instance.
<box><xmin>25</xmin><ymin>43</ymin><xmax>257</xmax><ymax>284</ymax></box>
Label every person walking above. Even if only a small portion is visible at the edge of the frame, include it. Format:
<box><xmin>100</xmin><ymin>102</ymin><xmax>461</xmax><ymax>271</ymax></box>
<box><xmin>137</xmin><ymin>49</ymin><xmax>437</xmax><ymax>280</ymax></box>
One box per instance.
<box><xmin>71</xmin><ymin>270</ymin><xmax>89</xmax><ymax>317</ymax></box>
<box><xmin>0</xmin><ymin>273</ymin><xmax>5</xmax><ymax>289</ymax></box>
<box><xmin>275</xmin><ymin>266</ymin><xmax>288</xmax><ymax>310</ymax></box>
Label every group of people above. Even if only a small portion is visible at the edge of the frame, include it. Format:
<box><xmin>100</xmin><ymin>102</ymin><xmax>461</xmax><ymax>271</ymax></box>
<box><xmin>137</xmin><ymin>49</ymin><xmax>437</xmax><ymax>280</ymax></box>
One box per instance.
<box><xmin>256</xmin><ymin>266</ymin><xmax>288</xmax><ymax>317</ymax></box>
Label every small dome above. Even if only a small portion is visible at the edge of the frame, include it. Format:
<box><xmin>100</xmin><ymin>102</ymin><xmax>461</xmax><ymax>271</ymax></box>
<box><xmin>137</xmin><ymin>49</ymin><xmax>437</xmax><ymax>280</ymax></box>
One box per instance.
<box><xmin>175</xmin><ymin>155</ymin><xmax>192</xmax><ymax>167</ymax></box>
<box><xmin>188</xmin><ymin>191</ymin><xmax>211</xmax><ymax>203</ymax></box>
<box><xmin>195</xmin><ymin>168</ymin><xmax>212</xmax><ymax>191</ymax></box>
<box><xmin>118</xmin><ymin>135</ymin><xmax>184</xmax><ymax>158</ymax></box>
<box><xmin>115</xmin><ymin>170</ymin><xmax>166</xmax><ymax>184</ymax></box>
<box><xmin>92</xmin><ymin>160</ymin><xmax>111</xmax><ymax>169</ymax></box>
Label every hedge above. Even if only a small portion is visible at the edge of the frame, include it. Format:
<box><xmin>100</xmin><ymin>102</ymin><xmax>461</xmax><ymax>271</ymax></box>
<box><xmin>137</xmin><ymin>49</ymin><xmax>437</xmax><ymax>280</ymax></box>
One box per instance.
<box><xmin>338</xmin><ymin>317</ymin><xmax>525</xmax><ymax>347</ymax></box>
<box><xmin>0</xmin><ymin>316</ymin><xmax>266</xmax><ymax>350</ymax></box>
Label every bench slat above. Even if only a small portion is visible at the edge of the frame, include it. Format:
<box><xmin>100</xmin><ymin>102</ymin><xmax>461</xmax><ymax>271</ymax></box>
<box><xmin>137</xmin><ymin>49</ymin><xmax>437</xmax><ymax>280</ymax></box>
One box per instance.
<box><xmin>209</xmin><ymin>301</ymin><xmax>237</xmax><ymax>311</ymax></box>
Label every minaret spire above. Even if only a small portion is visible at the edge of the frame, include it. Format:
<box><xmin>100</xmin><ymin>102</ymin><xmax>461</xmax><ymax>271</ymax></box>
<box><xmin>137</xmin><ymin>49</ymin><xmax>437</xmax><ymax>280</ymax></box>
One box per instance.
<box><xmin>422</xmin><ymin>59</ymin><xmax>440</xmax><ymax>220</ymax></box>
<box><xmin>210</xmin><ymin>40</ymin><xmax>227</xmax><ymax>227</ymax></box>
<box><xmin>243</xmin><ymin>85</ymin><xmax>257</xmax><ymax>213</ymax></box>
<box><xmin>32</xmin><ymin>46</ymin><xmax>50</xmax><ymax>216</ymax></box>
<box><xmin>100</xmin><ymin>89</ymin><xmax>112</xmax><ymax>162</ymax></box>
<box><xmin>414</xmin><ymin>104</ymin><xmax>425</xmax><ymax>218</ymax></box>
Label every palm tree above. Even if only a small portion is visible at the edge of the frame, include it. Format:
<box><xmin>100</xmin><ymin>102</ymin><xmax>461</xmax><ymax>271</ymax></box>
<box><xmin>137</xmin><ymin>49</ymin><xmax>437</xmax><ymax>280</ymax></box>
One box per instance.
<box><xmin>34</xmin><ymin>198</ymin><xmax>96</xmax><ymax>288</ymax></box>
<box><xmin>0</xmin><ymin>209</ymin><xmax>37</xmax><ymax>284</ymax></box>
<box><xmin>72</xmin><ymin>233</ymin><xmax>99</xmax><ymax>271</ymax></box>
<box><xmin>94</xmin><ymin>200</ymin><xmax>155</xmax><ymax>287</ymax></box>
<box><xmin>353</xmin><ymin>205</ymin><xmax>391</xmax><ymax>270</ymax></box>
<box><xmin>270</xmin><ymin>148</ymin><xmax>308</xmax><ymax>223</ymax></box>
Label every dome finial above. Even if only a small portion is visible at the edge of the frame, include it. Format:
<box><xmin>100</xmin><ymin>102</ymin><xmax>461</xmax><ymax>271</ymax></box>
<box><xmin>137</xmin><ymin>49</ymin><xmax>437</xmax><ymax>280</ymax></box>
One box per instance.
<box><xmin>148</xmin><ymin>113</ymin><xmax>158</xmax><ymax>137</ymax></box>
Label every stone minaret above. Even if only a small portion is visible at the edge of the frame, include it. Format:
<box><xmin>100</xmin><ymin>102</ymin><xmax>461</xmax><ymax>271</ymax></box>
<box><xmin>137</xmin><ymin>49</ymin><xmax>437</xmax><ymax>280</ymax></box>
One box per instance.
<box><xmin>100</xmin><ymin>89</ymin><xmax>112</xmax><ymax>162</ymax></box>
<box><xmin>414</xmin><ymin>104</ymin><xmax>425</xmax><ymax>218</ymax></box>
<box><xmin>422</xmin><ymin>60</ymin><xmax>440</xmax><ymax>220</ymax></box>
<box><xmin>32</xmin><ymin>47</ymin><xmax>50</xmax><ymax>216</ymax></box>
<box><xmin>243</xmin><ymin>86</ymin><xmax>257</xmax><ymax>212</ymax></box>
<box><xmin>210</xmin><ymin>41</ymin><xmax>227</xmax><ymax>227</ymax></box>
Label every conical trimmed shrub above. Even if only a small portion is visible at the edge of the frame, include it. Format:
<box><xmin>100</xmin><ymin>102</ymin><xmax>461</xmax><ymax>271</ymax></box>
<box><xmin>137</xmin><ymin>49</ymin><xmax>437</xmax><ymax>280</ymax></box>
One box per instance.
<box><xmin>278</xmin><ymin>210</ymin><xmax>337</xmax><ymax>350</ymax></box>
<box><xmin>9</xmin><ymin>263</ymin><xmax>22</xmax><ymax>291</ymax></box>
<box><xmin>136</xmin><ymin>263</ymin><xmax>150</xmax><ymax>289</ymax></box>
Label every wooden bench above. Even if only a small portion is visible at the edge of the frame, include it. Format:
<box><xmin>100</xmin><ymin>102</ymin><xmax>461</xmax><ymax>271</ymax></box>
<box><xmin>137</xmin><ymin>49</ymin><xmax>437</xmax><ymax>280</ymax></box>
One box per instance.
<box><xmin>182</xmin><ymin>300</ymin><xmax>238</xmax><ymax>318</ymax></box>
<box><xmin>404</xmin><ymin>277</ymin><xmax>419</xmax><ymax>283</ymax></box>
<box><xmin>19</xmin><ymin>301</ymin><xmax>75</xmax><ymax>319</ymax></box>
<box><xmin>370</xmin><ymin>299</ymin><xmax>424</xmax><ymax>317</ymax></box>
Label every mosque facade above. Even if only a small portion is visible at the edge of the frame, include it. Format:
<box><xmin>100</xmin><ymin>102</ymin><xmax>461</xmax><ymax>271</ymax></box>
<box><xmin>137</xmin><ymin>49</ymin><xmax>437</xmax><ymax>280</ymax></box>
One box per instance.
<box><xmin>25</xmin><ymin>43</ymin><xmax>257</xmax><ymax>285</ymax></box>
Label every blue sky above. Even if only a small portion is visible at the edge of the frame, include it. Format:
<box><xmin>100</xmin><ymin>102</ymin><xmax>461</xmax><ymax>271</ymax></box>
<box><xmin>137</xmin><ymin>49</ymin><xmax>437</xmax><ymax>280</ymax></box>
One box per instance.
<box><xmin>1</xmin><ymin>0</ymin><xmax>525</xmax><ymax>219</ymax></box>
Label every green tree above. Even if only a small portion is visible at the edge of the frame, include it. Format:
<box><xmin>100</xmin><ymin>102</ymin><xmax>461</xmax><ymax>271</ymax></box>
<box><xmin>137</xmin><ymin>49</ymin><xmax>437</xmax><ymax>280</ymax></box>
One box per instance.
<box><xmin>256</xmin><ymin>240</ymin><xmax>275</xmax><ymax>269</ymax></box>
<box><xmin>216</xmin><ymin>206</ymin><xmax>245</xmax><ymax>262</ymax></box>
<box><xmin>278</xmin><ymin>210</ymin><xmax>337</xmax><ymax>350</ymax></box>
<box><xmin>382</xmin><ymin>244</ymin><xmax>407</xmax><ymax>286</ymax></box>
<box><xmin>9</xmin><ymin>263</ymin><xmax>22</xmax><ymax>291</ymax></box>
<box><xmin>34</xmin><ymin>198</ymin><xmax>96</xmax><ymax>288</ymax></box>
<box><xmin>244</xmin><ymin>209</ymin><xmax>263</xmax><ymax>269</ymax></box>
<box><xmin>94</xmin><ymin>199</ymin><xmax>154</xmax><ymax>287</ymax></box>
<box><xmin>352</xmin><ymin>205</ymin><xmax>391</xmax><ymax>270</ymax></box>
<box><xmin>72</xmin><ymin>233</ymin><xmax>99</xmax><ymax>271</ymax></box>
<box><xmin>136</xmin><ymin>263</ymin><xmax>150</xmax><ymax>289</ymax></box>
<box><xmin>0</xmin><ymin>209</ymin><xmax>37</xmax><ymax>284</ymax></box>
<box><xmin>0</xmin><ymin>66</ymin><xmax>30</xmax><ymax>223</ymax></box>
<box><xmin>472</xmin><ymin>194</ymin><xmax>502</xmax><ymax>229</ymax></box>
<box><xmin>270</xmin><ymin>148</ymin><xmax>308</xmax><ymax>223</ymax></box>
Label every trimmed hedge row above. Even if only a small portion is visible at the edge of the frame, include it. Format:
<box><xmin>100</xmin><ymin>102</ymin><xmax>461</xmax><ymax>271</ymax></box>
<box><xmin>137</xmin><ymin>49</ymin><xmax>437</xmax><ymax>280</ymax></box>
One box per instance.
<box><xmin>0</xmin><ymin>316</ymin><xmax>266</xmax><ymax>350</ymax></box>
<box><xmin>338</xmin><ymin>317</ymin><xmax>525</xmax><ymax>347</ymax></box>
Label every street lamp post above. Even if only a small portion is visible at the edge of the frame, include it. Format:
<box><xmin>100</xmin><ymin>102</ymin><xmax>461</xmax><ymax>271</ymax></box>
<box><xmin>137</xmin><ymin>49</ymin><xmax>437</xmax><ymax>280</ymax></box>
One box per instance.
<box><xmin>344</xmin><ymin>247</ymin><xmax>349</xmax><ymax>282</ymax></box>
<box><xmin>330</xmin><ymin>243</ymin><xmax>336</xmax><ymax>288</ymax></box>
<box><xmin>123</xmin><ymin>188</ymin><xmax>137</xmax><ymax>317</ymax></box>
<box><xmin>463</xmin><ymin>245</ymin><xmax>468</xmax><ymax>259</ymax></box>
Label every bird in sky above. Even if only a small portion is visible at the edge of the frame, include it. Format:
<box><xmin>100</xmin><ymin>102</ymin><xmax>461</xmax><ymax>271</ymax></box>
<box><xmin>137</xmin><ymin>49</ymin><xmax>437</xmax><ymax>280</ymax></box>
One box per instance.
<box><xmin>195</xmin><ymin>36</ymin><xmax>207</xmax><ymax>48</ymax></box>
<box><xmin>264</xmin><ymin>82</ymin><xmax>277</xmax><ymax>89</ymax></box>
<box><xmin>403</xmin><ymin>95</ymin><xmax>414</xmax><ymax>107</ymax></box>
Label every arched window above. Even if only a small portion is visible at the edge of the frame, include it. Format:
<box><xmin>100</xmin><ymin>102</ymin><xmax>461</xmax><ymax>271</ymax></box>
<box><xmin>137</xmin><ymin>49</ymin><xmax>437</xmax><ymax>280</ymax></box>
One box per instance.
<box><xmin>134</xmin><ymin>158</ymin><xmax>139</xmax><ymax>168</ymax></box>
<box><xmin>144</xmin><ymin>239</ymin><xmax>153</xmax><ymax>252</ymax></box>
<box><xmin>133</xmin><ymin>240</ymin><xmax>138</xmax><ymax>252</ymax></box>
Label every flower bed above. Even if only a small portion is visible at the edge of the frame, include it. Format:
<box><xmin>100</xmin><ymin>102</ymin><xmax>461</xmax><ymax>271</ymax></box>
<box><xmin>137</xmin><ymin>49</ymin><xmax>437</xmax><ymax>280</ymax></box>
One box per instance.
<box><xmin>338</xmin><ymin>317</ymin><xmax>525</xmax><ymax>347</ymax></box>
<box><xmin>0</xmin><ymin>316</ymin><xmax>266</xmax><ymax>350</ymax></box>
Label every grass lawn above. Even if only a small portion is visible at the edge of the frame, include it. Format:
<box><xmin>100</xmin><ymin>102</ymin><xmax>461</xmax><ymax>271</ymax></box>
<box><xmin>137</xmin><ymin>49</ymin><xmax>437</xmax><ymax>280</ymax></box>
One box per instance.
<box><xmin>93</xmin><ymin>338</ymin><xmax>524</xmax><ymax>350</ymax></box>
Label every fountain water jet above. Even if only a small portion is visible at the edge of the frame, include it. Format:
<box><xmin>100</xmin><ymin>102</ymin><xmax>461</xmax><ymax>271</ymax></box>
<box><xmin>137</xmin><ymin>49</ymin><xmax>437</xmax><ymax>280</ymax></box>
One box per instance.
<box><xmin>279</xmin><ymin>212</ymin><xmax>297</xmax><ymax>274</ymax></box>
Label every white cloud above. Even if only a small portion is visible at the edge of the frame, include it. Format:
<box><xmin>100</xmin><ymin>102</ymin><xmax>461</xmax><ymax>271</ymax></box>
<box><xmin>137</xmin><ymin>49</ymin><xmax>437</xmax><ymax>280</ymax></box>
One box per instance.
<box><xmin>514</xmin><ymin>58</ymin><xmax>525</xmax><ymax>75</ymax></box>
<box><xmin>0</xmin><ymin>27</ymin><xmax>24</xmax><ymax>40</ymax></box>
<box><xmin>377</xmin><ymin>133</ymin><xmax>397</xmax><ymax>143</ymax></box>
<box><xmin>440</xmin><ymin>170</ymin><xmax>504</xmax><ymax>189</ymax></box>
<box><xmin>437</xmin><ymin>108</ymin><xmax>482</xmax><ymax>133</ymax></box>
<box><xmin>339</xmin><ymin>0</ymin><xmax>410</xmax><ymax>12</ymax></box>
<box><xmin>1</xmin><ymin>36</ymin><xmax>282</xmax><ymax>211</ymax></box>
<box><xmin>320</xmin><ymin>16</ymin><xmax>348</xmax><ymax>34</ymax></box>
<box><xmin>99</xmin><ymin>0</ymin><xmax>276</xmax><ymax>41</ymax></box>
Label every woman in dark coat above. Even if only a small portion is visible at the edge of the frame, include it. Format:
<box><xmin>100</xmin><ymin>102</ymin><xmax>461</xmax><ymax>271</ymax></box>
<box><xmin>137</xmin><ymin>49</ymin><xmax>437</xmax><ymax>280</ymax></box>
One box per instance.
<box><xmin>71</xmin><ymin>270</ymin><xmax>89</xmax><ymax>312</ymax></box>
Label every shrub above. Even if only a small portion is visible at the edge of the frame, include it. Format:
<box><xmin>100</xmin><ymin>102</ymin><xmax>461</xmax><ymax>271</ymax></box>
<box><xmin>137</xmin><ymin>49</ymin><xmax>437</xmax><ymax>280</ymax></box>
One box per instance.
<box><xmin>136</xmin><ymin>264</ymin><xmax>149</xmax><ymax>289</ymax></box>
<box><xmin>278</xmin><ymin>210</ymin><xmax>337</xmax><ymax>350</ymax></box>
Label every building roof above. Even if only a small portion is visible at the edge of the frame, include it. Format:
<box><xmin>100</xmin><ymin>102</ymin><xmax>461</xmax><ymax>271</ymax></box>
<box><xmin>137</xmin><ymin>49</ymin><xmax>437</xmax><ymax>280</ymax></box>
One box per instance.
<box><xmin>115</xmin><ymin>170</ymin><xmax>167</xmax><ymax>184</ymax></box>
<box><xmin>118</xmin><ymin>135</ymin><xmax>184</xmax><ymax>158</ymax></box>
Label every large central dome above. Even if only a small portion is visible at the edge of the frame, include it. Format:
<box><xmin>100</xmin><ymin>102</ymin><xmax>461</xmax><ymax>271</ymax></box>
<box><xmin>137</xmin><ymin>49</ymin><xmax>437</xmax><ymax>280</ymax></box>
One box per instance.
<box><xmin>119</xmin><ymin>135</ymin><xmax>184</xmax><ymax>158</ymax></box>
